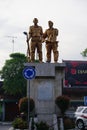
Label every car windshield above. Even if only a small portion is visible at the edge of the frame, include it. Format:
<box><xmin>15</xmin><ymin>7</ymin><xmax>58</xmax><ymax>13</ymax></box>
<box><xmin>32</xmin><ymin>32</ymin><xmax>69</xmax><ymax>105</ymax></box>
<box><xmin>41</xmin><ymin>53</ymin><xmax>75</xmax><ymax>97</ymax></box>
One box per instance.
<box><xmin>76</xmin><ymin>107</ymin><xmax>84</xmax><ymax>112</ymax></box>
<box><xmin>83</xmin><ymin>108</ymin><xmax>87</xmax><ymax>113</ymax></box>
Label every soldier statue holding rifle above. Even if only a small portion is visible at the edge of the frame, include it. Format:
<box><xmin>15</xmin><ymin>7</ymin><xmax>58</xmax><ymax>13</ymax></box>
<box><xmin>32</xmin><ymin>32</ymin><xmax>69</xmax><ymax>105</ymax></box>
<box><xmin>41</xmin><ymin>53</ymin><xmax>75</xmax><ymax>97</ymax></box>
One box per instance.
<box><xmin>27</xmin><ymin>18</ymin><xmax>43</xmax><ymax>63</ymax></box>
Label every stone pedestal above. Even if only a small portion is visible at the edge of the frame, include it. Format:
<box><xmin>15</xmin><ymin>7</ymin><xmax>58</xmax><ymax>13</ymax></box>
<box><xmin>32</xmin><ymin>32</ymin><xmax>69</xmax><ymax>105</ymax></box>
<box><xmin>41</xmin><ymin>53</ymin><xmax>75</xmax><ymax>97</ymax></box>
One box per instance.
<box><xmin>24</xmin><ymin>63</ymin><xmax>65</xmax><ymax>125</ymax></box>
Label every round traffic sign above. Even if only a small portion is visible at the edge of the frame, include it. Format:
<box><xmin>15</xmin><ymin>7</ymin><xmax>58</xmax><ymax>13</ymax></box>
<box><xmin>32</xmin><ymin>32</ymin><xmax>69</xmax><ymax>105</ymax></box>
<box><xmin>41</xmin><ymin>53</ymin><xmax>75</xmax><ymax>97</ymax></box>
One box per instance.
<box><xmin>23</xmin><ymin>67</ymin><xmax>36</xmax><ymax>80</ymax></box>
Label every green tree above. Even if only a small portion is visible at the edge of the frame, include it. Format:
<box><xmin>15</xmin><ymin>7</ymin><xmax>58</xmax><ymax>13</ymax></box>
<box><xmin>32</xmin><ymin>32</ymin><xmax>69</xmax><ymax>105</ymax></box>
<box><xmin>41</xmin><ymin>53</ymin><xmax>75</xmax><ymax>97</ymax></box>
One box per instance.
<box><xmin>81</xmin><ymin>48</ymin><xmax>87</xmax><ymax>57</ymax></box>
<box><xmin>0</xmin><ymin>53</ymin><xmax>27</xmax><ymax>97</ymax></box>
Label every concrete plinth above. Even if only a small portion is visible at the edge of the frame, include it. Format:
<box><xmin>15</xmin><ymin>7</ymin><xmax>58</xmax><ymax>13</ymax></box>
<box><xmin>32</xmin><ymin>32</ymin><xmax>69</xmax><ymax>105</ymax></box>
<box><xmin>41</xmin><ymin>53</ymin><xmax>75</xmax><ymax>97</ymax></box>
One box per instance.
<box><xmin>24</xmin><ymin>63</ymin><xmax>65</xmax><ymax>125</ymax></box>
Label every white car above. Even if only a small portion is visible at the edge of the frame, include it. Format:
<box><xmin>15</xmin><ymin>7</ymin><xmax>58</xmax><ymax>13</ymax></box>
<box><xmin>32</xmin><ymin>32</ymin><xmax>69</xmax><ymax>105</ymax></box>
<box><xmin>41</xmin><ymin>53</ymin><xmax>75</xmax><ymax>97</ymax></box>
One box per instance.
<box><xmin>75</xmin><ymin>106</ymin><xmax>87</xmax><ymax>129</ymax></box>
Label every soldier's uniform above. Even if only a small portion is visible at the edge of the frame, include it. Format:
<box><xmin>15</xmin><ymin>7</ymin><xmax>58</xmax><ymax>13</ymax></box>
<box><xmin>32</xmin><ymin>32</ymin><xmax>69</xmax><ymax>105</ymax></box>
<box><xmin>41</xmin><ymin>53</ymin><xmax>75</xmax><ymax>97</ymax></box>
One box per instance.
<box><xmin>43</xmin><ymin>27</ymin><xmax>59</xmax><ymax>62</ymax></box>
<box><xmin>29</xmin><ymin>23</ymin><xmax>43</xmax><ymax>62</ymax></box>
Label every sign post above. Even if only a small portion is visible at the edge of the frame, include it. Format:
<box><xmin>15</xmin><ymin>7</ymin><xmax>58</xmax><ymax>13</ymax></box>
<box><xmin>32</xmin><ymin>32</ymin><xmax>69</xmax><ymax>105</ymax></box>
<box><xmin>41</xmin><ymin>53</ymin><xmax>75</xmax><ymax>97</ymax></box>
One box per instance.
<box><xmin>84</xmin><ymin>96</ymin><xmax>87</xmax><ymax>106</ymax></box>
<box><xmin>23</xmin><ymin>67</ymin><xmax>36</xmax><ymax>129</ymax></box>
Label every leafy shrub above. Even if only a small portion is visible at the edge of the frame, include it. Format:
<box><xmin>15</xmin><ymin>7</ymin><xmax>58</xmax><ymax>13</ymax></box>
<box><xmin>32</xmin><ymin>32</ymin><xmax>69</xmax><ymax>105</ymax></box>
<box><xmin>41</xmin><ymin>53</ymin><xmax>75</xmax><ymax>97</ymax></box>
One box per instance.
<box><xmin>35</xmin><ymin>121</ymin><xmax>49</xmax><ymax>130</ymax></box>
<box><xmin>55</xmin><ymin>95</ymin><xmax>70</xmax><ymax>115</ymax></box>
<box><xmin>19</xmin><ymin>97</ymin><xmax>35</xmax><ymax>114</ymax></box>
<box><xmin>12</xmin><ymin>117</ymin><xmax>28</xmax><ymax>129</ymax></box>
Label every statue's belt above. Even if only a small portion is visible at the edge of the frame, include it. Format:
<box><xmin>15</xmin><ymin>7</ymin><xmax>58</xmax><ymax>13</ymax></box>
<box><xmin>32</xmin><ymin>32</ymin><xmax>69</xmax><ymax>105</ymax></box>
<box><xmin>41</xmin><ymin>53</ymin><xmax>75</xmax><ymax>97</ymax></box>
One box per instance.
<box><xmin>46</xmin><ymin>40</ymin><xmax>58</xmax><ymax>44</ymax></box>
<box><xmin>31</xmin><ymin>36</ymin><xmax>41</xmax><ymax>42</ymax></box>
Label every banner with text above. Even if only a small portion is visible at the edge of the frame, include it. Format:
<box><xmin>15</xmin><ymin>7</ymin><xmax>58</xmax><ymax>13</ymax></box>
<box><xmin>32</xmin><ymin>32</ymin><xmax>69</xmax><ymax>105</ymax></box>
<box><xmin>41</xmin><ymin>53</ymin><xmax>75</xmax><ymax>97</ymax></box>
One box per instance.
<box><xmin>63</xmin><ymin>60</ymin><xmax>87</xmax><ymax>87</ymax></box>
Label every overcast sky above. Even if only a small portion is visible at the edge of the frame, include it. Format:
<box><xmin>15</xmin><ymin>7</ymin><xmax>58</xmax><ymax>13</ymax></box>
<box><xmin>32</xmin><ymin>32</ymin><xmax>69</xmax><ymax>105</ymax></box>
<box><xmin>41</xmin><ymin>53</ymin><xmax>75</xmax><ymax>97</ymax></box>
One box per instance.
<box><xmin>0</xmin><ymin>0</ymin><xmax>87</xmax><ymax>70</ymax></box>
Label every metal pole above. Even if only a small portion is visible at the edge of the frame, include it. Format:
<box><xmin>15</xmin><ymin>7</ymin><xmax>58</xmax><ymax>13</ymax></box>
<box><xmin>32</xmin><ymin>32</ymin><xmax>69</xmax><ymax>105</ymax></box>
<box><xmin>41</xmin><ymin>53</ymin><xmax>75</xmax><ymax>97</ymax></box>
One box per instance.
<box><xmin>12</xmin><ymin>39</ymin><xmax>14</xmax><ymax>53</ymax></box>
<box><xmin>5</xmin><ymin>36</ymin><xmax>17</xmax><ymax>53</ymax></box>
<box><xmin>27</xmin><ymin>79</ymin><xmax>30</xmax><ymax>129</ymax></box>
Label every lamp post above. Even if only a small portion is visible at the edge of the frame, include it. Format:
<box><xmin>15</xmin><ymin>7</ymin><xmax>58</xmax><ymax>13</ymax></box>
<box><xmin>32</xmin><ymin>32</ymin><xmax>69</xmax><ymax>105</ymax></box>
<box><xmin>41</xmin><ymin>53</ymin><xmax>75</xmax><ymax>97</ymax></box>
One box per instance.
<box><xmin>23</xmin><ymin>32</ymin><xmax>30</xmax><ymax>61</ymax></box>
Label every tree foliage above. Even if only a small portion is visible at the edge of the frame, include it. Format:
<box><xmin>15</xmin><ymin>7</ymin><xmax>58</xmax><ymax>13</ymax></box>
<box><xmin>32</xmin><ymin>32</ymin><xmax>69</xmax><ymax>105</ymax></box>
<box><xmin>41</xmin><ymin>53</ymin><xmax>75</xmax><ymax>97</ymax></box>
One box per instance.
<box><xmin>0</xmin><ymin>53</ymin><xmax>27</xmax><ymax>97</ymax></box>
<box><xmin>81</xmin><ymin>48</ymin><xmax>87</xmax><ymax>57</ymax></box>
<box><xmin>55</xmin><ymin>95</ymin><xmax>70</xmax><ymax>115</ymax></box>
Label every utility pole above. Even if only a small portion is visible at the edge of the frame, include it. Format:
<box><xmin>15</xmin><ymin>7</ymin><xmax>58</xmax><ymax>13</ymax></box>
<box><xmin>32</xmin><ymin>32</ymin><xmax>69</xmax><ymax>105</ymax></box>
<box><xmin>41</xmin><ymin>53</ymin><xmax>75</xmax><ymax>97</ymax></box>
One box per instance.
<box><xmin>6</xmin><ymin>36</ymin><xmax>17</xmax><ymax>53</ymax></box>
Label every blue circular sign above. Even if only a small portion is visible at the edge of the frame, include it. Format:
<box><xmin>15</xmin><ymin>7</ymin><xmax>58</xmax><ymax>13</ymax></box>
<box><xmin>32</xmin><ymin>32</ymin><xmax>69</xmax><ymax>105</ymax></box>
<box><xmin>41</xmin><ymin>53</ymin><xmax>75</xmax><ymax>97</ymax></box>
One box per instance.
<box><xmin>23</xmin><ymin>67</ymin><xmax>36</xmax><ymax>80</ymax></box>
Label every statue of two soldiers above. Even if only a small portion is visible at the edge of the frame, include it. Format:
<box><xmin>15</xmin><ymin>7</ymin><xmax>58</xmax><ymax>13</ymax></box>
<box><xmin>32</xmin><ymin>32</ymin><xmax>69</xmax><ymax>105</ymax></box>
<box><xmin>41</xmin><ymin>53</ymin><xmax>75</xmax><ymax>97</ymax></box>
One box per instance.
<box><xmin>26</xmin><ymin>18</ymin><xmax>59</xmax><ymax>63</ymax></box>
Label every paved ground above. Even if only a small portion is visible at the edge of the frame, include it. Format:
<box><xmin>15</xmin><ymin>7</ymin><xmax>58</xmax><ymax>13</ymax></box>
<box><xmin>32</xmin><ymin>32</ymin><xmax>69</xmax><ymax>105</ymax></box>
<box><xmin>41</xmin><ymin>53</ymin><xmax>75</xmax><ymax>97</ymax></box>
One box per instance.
<box><xmin>0</xmin><ymin>122</ymin><xmax>79</xmax><ymax>130</ymax></box>
<box><xmin>0</xmin><ymin>124</ymin><xmax>79</xmax><ymax>130</ymax></box>
<box><xmin>0</xmin><ymin>122</ymin><xmax>12</xmax><ymax>130</ymax></box>
<box><xmin>0</xmin><ymin>124</ymin><xmax>12</xmax><ymax>130</ymax></box>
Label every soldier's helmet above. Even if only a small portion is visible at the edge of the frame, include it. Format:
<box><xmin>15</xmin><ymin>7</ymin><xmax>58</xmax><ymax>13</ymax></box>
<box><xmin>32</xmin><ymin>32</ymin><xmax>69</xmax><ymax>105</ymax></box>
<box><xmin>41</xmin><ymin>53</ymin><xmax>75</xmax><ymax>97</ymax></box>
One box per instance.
<box><xmin>33</xmin><ymin>18</ymin><xmax>38</xmax><ymax>23</ymax></box>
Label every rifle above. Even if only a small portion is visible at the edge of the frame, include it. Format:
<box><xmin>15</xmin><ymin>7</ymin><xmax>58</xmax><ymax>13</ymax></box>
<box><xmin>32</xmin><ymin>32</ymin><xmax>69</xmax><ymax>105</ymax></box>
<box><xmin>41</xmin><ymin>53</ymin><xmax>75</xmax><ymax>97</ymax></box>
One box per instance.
<box><xmin>23</xmin><ymin>32</ymin><xmax>31</xmax><ymax>62</ymax></box>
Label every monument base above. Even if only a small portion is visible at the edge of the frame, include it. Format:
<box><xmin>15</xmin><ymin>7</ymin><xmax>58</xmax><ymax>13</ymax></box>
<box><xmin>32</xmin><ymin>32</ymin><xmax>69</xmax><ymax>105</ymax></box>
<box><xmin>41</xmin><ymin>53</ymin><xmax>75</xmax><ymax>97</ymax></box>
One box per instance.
<box><xmin>24</xmin><ymin>63</ymin><xmax>65</xmax><ymax>125</ymax></box>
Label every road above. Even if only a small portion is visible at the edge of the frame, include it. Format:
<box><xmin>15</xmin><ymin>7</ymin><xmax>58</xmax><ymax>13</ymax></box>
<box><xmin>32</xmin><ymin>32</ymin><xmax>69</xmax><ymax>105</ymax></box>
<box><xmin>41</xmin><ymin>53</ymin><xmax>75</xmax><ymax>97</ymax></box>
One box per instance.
<box><xmin>0</xmin><ymin>124</ymin><xmax>12</xmax><ymax>130</ymax></box>
<box><xmin>0</xmin><ymin>123</ymin><xmax>79</xmax><ymax>130</ymax></box>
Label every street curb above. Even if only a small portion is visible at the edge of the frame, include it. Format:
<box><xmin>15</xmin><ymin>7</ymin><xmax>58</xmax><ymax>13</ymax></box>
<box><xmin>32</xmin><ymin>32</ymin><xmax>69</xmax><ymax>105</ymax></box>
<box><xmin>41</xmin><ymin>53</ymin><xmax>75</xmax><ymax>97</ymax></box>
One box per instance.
<box><xmin>0</xmin><ymin>121</ymin><xmax>12</xmax><ymax>125</ymax></box>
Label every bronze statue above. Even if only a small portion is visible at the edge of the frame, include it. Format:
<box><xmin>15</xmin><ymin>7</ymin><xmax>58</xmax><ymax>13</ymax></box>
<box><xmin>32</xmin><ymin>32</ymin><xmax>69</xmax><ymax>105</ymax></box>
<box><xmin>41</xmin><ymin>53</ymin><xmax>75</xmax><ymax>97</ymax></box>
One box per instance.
<box><xmin>43</xmin><ymin>21</ymin><xmax>59</xmax><ymax>63</ymax></box>
<box><xmin>27</xmin><ymin>18</ymin><xmax>43</xmax><ymax>63</ymax></box>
